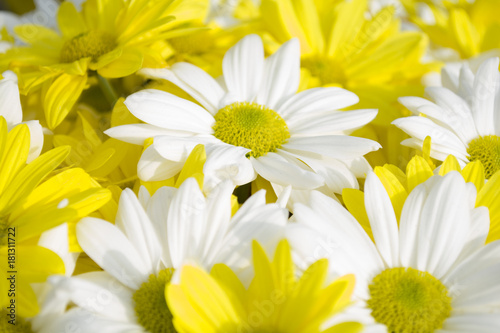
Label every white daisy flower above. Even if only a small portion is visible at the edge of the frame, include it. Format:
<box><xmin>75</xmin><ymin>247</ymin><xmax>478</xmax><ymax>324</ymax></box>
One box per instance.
<box><xmin>53</xmin><ymin>178</ymin><xmax>287</xmax><ymax>332</ymax></box>
<box><xmin>287</xmin><ymin>171</ymin><xmax>500</xmax><ymax>332</ymax></box>
<box><xmin>106</xmin><ymin>34</ymin><xmax>381</xmax><ymax>192</ymax></box>
<box><xmin>393</xmin><ymin>57</ymin><xmax>500</xmax><ymax>178</ymax></box>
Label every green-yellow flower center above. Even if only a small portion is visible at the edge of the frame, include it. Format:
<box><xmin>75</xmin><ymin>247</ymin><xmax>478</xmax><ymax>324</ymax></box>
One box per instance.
<box><xmin>133</xmin><ymin>268</ymin><xmax>176</xmax><ymax>333</ymax></box>
<box><xmin>367</xmin><ymin>267</ymin><xmax>452</xmax><ymax>333</ymax></box>
<box><xmin>467</xmin><ymin>135</ymin><xmax>500</xmax><ymax>179</ymax></box>
<box><xmin>60</xmin><ymin>31</ymin><xmax>116</xmax><ymax>63</ymax></box>
<box><xmin>213</xmin><ymin>102</ymin><xmax>290</xmax><ymax>158</ymax></box>
<box><xmin>0</xmin><ymin>310</ymin><xmax>33</xmax><ymax>333</ymax></box>
<box><xmin>169</xmin><ymin>30</ymin><xmax>214</xmax><ymax>55</ymax></box>
<box><xmin>301</xmin><ymin>55</ymin><xmax>346</xmax><ymax>86</ymax></box>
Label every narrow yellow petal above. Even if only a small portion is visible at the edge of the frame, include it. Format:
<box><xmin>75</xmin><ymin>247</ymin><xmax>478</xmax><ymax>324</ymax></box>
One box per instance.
<box><xmin>461</xmin><ymin>161</ymin><xmax>485</xmax><ymax>192</ymax></box>
<box><xmin>175</xmin><ymin>144</ymin><xmax>206</xmax><ymax>188</ymax></box>
<box><xmin>438</xmin><ymin>155</ymin><xmax>461</xmax><ymax>176</ymax></box>
<box><xmin>375</xmin><ymin>166</ymin><xmax>408</xmax><ymax>222</ymax></box>
<box><xmin>57</xmin><ymin>2</ymin><xmax>87</xmax><ymax>38</ymax></box>
<box><xmin>477</xmin><ymin>171</ymin><xmax>500</xmax><ymax>243</ymax></box>
<box><xmin>342</xmin><ymin>188</ymin><xmax>374</xmax><ymax>241</ymax></box>
<box><xmin>44</xmin><ymin>74</ymin><xmax>87</xmax><ymax>129</ymax></box>
<box><xmin>323</xmin><ymin>322</ymin><xmax>364</xmax><ymax>333</ymax></box>
<box><xmin>406</xmin><ymin>155</ymin><xmax>433</xmax><ymax>192</ymax></box>
<box><xmin>0</xmin><ymin>124</ymin><xmax>30</xmax><ymax>195</ymax></box>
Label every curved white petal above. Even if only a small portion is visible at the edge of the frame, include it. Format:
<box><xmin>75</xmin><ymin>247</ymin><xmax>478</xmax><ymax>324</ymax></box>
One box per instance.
<box><xmin>76</xmin><ymin>218</ymin><xmax>151</xmax><ymax>289</ymax></box>
<box><xmin>287</xmin><ymin>108</ymin><xmax>377</xmax><ymax>136</ymax></box>
<box><xmin>222</xmin><ymin>34</ymin><xmax>264</xmax><ymax>103</ymax></box>
<box><xmin>115</xmin><ymin>189</ymin><xmax>162</xmax><ymax>273</ymax></box>
<box><xmin>137</xmin><ymin>144</ymin><xmax>184</xmax><ymax>181</ymax></box>
<box><xmin>256</xmin><ymin>38</ymin><xmax>300</xmax><ymax>109</ymax></box>
<box><xmin>24</xmin><ymin>120</ymin><xmax>44</xmax><ymax>163</ymax></box>
<box><xmin>278</xmin><ymin>87</ymin><xmax>359</xmax><ymax>119</ymax></box>
<box><xmin>250</xmin><ymin>152</ymin><xmax>324</xmax><ymax>189</ymax></box>
<box><xmin>140</xmin><ymin>64</ymin><xmax>225</xmax><ymax>114</ymax></box>
<box><xmin>105</xmin><ymin>123</ymin><xmax>190</xmax><ymax>145</ymax></box>
<box><xmin>283</xmin><ymin>136</ymin><xmax>381</xmax><ymax>160</ymax></box>
<box><xmin>472</xmin><ymin>57</ymin><xmax>499</xmax><ymax>136</ymax></box>
<box><xmin>166</xmin><ymin>178</ymin><xmax>206</xmax><ymax>268</ymax></box>
<box><xmin>124</xmin><ymin>89</ymin><xmax>215</xmax><ymax>133</ymax></box>
<box><xmin>0</xmin><ymin>70</ymin><xmax>22</xmax><ymax>128</ymax></box>
<box><xmin>364</xmin><ymin>172</ymin><xmax>400</xmax><ymax>267</ymax></box>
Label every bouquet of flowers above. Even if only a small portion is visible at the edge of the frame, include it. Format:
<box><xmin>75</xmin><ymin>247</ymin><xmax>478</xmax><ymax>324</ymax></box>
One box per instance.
<box><xmin>0</xmin><ymin>0</ymin><xmax>499</xmax><ymax>332</ymax></box>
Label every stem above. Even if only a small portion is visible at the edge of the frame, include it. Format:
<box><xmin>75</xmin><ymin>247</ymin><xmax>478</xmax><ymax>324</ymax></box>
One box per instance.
<box><xmin>97</xmin><ymin>74</ymin><xmax>118</xmax><ymax>108</ymax></box>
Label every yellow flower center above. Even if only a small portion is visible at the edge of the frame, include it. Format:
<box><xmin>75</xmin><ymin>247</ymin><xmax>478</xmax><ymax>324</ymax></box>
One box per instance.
<box><xmin>133</xmin><ymin>268</ymin><xmax>176</xmax><ymax>333</ymax></box>
<box><xmin>301</xmin><ymin>55</ymin><xmax>346</xmax><ymax>86</ymax></box>
<box><xmin>60</xmin><ymin>31</ymin><xmax>116</xmax><ymax>63</ymax></box>
<box><xmin>467</xmin><ymin>135</ymin><xmax>500</xmax><ymax>179</ymax></box>
<box><xmin>213</xmin><ymin>102</ymin><xmax>290</xmax><ymax>158</ymax></box>
<box><xmin>169</xmin><ymin>30</ymin><xmax>214</xmax><ymax>55</ymax></box>
<box><xmin>0</xmin><ymin>310</ymin><xmax>33</xmax><ymax>333</ymax></box>
<box><xmin>367</xmin><ymin>267</ymin><xmax>452</xmax><ymax>333</ymax></box>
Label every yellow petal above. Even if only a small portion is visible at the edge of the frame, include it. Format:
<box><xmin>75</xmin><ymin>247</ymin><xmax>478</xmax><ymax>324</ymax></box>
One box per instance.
<box><xmin>477</xmin><ymin>171</ymin><xmax>500</xmax><ymax>243</ymax></box>
<box><xmin>439</xmin><ymin>155</ymin><xmax>461</xmax><ymax>176</ymax></box>
<box><xmin>0</xmin><ymin>124</ymin><xmax>30</xmax><ymax>195</ymax></box>
<box><xmin>406</xmin><ymin>155</ymin><xmax>433</xmax><ymax>192</ymax></box>
<box><xmin>342</xmin><ymin>188</ymin><xmax>374</xmax><ymax>241</ymax></box>
<box><xmin>44</xmin><ymin>74</ymin><xmax>87</xmax><ymax>129</ymax></box>
<box><xmin>461</xmin><ymin>161</ymin><xmax>485</xmax><ymax>192</ymax></box>
<box><xmin>175</xmin><ymin>144</ymin><xmax>206</xmax><ymax>189</ymax></box>
<box><xmin>323</xmin><ymin>322</ymin><xmax>364</xmax><ymax>333</ymax></box>
<box><xmin>57</xmin><ymin>2</ymin><xmax>87</xmax><ymax>38</ymax></box>
<box><xmin>0</xmin><ymin>146</ymin><xmax>70</xmax><ymax>215</ymax></box>
<box><xmin>97</xmin><ymin>48</ymin><xmax>143</xmax><ymax>78</ymax></box>
<box><xmin>375</xmin><ymin>166</ymin><xmax>408</xmax><ymax>222</ymax></box>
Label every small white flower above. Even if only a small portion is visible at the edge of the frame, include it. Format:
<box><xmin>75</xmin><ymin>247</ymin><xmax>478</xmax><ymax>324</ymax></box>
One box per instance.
<box><xmin>106</xmin><ymin>34</ymin><xmax>380</xmax><ymax>192</ymax></box>
<box><xmin>394</xmin><ymin>57</ymin><xmax>500</xmax><ymax>178</ymax></box>
<box><xmin>52</xmin><ymin>178</ymin><xmax>287</xmax><ymax>332</ymax></box>
<box><xmin>288</xmin><ymin>171</ymin><xmax>500</xmax><ymax>332</ymax></box>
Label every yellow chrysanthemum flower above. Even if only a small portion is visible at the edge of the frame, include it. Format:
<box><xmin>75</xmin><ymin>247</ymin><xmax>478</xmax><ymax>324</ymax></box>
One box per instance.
<box><xmin>259</xmin><ymin>0</ymin><xmax>439</xmax><ymax>168</ymax></box>
<box><xmin>167</xmin><ymin>239</ymin><xmax>362</xmax><ymax>333</ymax></box>
<box><xmin>1</xmin><ymin>0</ymin><xmax>208</xmax><ymax>130</ymax></box>
<box><xmin>52</xmin><ymin>100</ymin><xmax>143</xmax><ymax>188</ymax></box>
<box><xmin>343</xmin><ymin>152</ymin><xmax>500</xmax><ymax>244</ymax></box>
<box><xmin>0</xmin><ymin>116</ymin><xmax>111</xmax><ymax>318</ymax></box>
<box><xmin>404</xmin><ymin>0</ymin><xmax>500</xmax><ymax>60</ymax></box>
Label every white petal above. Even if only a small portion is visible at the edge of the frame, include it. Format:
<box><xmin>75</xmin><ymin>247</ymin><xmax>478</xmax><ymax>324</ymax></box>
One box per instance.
<box><xmin>124</xmin><ymin>89</ymin><xmax>215</xmax><ymax>133</ymax></box>
<box><xmin>0</xmin><ymin>70</ymin><xmax>22</xmax><ymax>128</ymax></box>
<box><xmin>105</xmin><ymin>123</ymin><xmax>190</xmax><ymax>145</ymax></box>
<box><xmin>287</xmin><ymin>108</ymin><xmax>377</xmax><ymax>136</ymax></box>
<box><xmin>146</xmin><ymin>186</ymin><xmax>178</xmax><ymax>267</ymax></box>
<box><xmin>277</xmin><ymin>87</ymin><xmax>359</xmax><ymax>119</ymax></box>
<box><xmin>38</xmin><ymin>223</ymin><xmax>78</xmax><ymax>276</ymax></box>
<box><xmin>283</xmin><ymin>136</ymin><xmax>381</xmax><ymax>160</ymax></box>
<box><xmin>392</xmin><ymin>116</ymin><xmax>468</xmax><ymax>158</ymax></box>
<box><xmin>472</xmin><ymin>57</ymin><xmax>499</xmax><ymax>135</ymax></box>
<box><xmin>24</xmin><ymin>120</ymin><xmax>44</xmax><ymax>163</ymax></box>
<box><xmin>222</xmin><ymin>34</ymin><xmax>264</xmax><ymax>102</ymax></box>
<box><xmin>167</xmin><ymin>178</ymin><xmax>206</xmax><ymax>267</ymax></box>
<box><xmin>140</xmin><ymin>64</ymin><xmax>225</xmax><ymax>114</ymax></box>
<box><xmin>256</xmin><ymin>38</ymin><xmax>300</xmax><ymax>109</ymax></box>
<box><xmin>443</xmin><ymin>313</ymin><xmax>500</xmax><ymax>332</ymax></box>
<box><xmin>76</xmin><ymin>217</ymin><xmax>151</xmax><ymax>289</ymax></box>
<box><xmin>364</xmin><ymin>172</ymin><xmax>400</xmax><ymax>267</ymax></box>
<box><xmin>203</xmin><ymin>144</ymin><xmax>255</xmax><ymax>191</ymax></box>
<box><xmin>197</xmin><ymin>180</ymin><xmax>234</xmax><ymax>264</ymax></box>
<box><xmin>250</xmin><ymin>152</ymin><xmax>324</xmax><ymax>189</ymax></box>
<box><xmin>415</xmin><ymin>172</ymin><xmax>472</xmax><ymax>278</ymax></box>
<box><xmin>62</xmin><ymin>272</ymin><xmax>135</xmax><ymax>321</ymax></box>
<box><xmin>305</xmin><ymin>157</ymin><xmax>358</xmax><ymax>193</ymax></box>
<box><xmin>153</xmin><ymin>135</ymin><xmax>217</xmax><ymax>162</ymax></box>
<box><xmin>115</xmin><ymin>189</ymin><xmax>162</xmax><ymax>273</ymax></box>
<box><xmin>137</xmin><ymin>144</ymin><xmax>184</xmax><ymax>181</ymax></box>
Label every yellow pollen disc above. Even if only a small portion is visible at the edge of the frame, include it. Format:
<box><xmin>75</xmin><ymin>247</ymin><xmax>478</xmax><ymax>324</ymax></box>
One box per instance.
<box><xmin>301</xmin><ymin>56</ymin><xmax>345</xmax><ymax>86</ymax></box>
<box><xmin>467</xmin><ymin>135</ymin><xmax>500</xmax><ymax>179</ymax></box>
<box><xmin>60</xmin><ymin>31</ymin><xmax>116</xmax><ymax>63</ymax></box>
<box><xmin>0</xmin><ymin>310</ymin><xmax>33</xmax><ymax>333</ymax></box>
<box><xmin>169</xmin><ymin>30</ymin><xmax>214</xmax><ymax>55</ymax></box>
<box><xmin>133</xmin><ymin>268</ymin><xmax>176</xmax><ymax>333</ymax></box>
<box><xmin>213</xmin><ymin>102</ymin><xmax>290</xmax><ymax>158</ymax></box>
<box><xmin>367</xmin><ymin>267</ymin><xmax>452</xmax><ymax>333</ymax></box>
